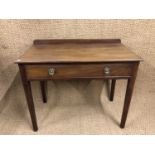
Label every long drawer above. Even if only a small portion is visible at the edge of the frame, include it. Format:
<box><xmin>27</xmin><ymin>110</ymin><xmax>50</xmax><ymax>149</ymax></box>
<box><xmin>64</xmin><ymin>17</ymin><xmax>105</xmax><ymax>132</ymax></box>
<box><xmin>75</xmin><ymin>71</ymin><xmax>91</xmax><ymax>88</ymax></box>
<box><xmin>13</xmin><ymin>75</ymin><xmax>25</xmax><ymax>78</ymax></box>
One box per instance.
<box><xmin>25</xmin><ymin>63</ymin><xmax>134</xmax><ymax>80</ymax></box>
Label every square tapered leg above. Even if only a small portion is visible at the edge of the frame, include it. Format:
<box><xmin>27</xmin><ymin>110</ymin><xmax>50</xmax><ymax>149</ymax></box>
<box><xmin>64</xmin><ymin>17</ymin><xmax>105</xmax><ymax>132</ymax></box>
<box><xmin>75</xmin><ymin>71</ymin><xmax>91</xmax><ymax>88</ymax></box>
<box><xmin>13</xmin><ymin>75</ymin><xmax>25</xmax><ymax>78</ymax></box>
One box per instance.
<box><xmin>19</xmin><ymin>65</ymin><xmax>38</xmax><ymax>131</ymax></box>
<box><xmin>110</xmin><ymin>79</ymin><xmax>116</xmax><ymax>101</ymax></box>
<box><xmin>40</xmin><ymin>81</ymin><xmax>47</xmax><ymax>103</ymax></box>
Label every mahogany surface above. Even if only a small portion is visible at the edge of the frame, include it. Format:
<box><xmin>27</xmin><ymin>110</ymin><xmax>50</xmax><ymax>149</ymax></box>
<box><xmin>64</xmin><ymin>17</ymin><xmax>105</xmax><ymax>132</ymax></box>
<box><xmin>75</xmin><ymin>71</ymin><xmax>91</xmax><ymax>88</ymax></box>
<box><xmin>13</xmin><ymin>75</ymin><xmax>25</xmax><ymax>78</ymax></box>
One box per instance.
<box><xmin>15</xmin><ymin>39</ymin><xmax>142</xmax><ymax>131</ymax></box>
<box><xmin>15</xmin><ymin>39</ymin><xmax>141</xmax><ymax>64</ymax></box>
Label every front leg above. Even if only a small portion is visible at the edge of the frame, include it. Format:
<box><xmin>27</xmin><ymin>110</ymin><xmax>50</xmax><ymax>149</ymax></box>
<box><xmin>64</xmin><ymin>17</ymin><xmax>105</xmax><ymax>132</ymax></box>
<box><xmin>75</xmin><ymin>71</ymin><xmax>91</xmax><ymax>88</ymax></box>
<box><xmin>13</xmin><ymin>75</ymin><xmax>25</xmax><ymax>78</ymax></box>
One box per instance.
<box><xmin>19</xmin><ymin>65</ymin><xmax>38</xmax><ymax>131</ymax></box>
<box><xmin>120</xmin><ymin>62</ymin><xmax>139</xmax><ymax>128</ymax></box>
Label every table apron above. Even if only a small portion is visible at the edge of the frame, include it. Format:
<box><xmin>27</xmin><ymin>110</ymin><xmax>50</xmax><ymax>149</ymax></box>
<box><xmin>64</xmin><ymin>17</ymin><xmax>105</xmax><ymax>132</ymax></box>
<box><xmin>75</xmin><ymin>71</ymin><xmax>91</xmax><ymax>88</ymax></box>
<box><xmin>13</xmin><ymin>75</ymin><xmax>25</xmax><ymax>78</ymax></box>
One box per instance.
<box><xmin>24</xmin><ymin>63</ymin><xmax>135</xmax><ymax>80</ymax></box>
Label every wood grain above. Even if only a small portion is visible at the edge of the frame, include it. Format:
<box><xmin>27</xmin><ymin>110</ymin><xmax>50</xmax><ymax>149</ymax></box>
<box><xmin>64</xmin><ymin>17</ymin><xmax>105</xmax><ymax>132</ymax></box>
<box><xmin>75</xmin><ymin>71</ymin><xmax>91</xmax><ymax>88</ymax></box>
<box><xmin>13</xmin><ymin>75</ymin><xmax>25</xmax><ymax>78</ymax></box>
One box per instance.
<box><xmin>16</xmin><ymin>39</ymin><xmax>142</xmax><ymax>131</ymax></box>
<box><xmin>25</xmin><ymin>63</ymin><xmax>134</xmax><ymax>80</ymax></box>
<box><xmin>19</xmin><ymin>64</ymin><xmax>38</xmax><ymax>131</ymax></box>
<box><xmin>120</xmin><ymin>62</ymin><xmax>140</xmax><ymax>128</ymax></box>
<box><xmin>15</xmin><ymin>39</ymin><xmax>142</xmax><ymax>64</ymax></box>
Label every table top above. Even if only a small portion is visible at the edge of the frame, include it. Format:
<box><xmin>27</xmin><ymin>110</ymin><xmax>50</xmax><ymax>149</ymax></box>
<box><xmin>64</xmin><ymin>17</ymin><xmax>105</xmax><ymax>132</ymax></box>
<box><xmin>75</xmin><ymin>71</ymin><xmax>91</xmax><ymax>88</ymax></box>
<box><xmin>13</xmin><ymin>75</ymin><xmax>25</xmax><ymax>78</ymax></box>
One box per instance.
<box><xmin>15</xmin><ymin>39</ymin><xmax>142</xmax><ymax>64</ymax></box>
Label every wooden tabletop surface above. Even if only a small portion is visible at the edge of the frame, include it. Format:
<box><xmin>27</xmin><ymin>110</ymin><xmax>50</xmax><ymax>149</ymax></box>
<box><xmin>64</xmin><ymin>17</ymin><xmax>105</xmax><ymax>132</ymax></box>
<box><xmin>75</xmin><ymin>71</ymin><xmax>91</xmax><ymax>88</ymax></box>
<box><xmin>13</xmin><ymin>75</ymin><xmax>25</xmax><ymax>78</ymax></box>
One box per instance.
<box><xmin>15</xmin><ymin>39</ymin><xmax>142</xmax><ymax>64</ymax></box>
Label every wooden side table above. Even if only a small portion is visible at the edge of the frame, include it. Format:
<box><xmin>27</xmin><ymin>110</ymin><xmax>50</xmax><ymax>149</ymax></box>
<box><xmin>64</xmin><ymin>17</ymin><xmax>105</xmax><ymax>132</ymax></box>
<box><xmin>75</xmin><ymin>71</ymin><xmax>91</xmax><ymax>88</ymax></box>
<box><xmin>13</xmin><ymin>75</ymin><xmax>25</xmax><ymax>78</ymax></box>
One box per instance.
<box><xmin>15</xmin><ymin>39</ymin><xmax>142</xmax><ymax>131</ymax></box>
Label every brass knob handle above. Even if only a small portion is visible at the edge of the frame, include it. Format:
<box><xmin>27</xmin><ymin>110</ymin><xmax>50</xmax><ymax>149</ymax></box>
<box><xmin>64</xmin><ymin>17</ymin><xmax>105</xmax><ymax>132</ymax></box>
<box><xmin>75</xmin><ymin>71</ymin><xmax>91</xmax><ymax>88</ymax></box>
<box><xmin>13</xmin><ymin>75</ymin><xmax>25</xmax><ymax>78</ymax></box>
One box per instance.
<box><xmin>104</xmin><ymin>66</ymin><xmax>110</xmax><ymax>75</ymax></box>
<box><xmin>48</xmin><ymin>68</ymin><xmax>55</xmax><ymax>76</ymax></box>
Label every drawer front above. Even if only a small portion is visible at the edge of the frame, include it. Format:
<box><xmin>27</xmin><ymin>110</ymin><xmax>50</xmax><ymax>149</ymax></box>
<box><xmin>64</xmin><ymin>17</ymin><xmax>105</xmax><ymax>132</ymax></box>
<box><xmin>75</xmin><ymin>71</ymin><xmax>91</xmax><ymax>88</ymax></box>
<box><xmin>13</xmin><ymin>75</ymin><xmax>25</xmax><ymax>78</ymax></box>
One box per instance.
<box><xmin>25</xmin><ymin>63</ymin><xmax>134</xmax><ymax>80</ymax></box>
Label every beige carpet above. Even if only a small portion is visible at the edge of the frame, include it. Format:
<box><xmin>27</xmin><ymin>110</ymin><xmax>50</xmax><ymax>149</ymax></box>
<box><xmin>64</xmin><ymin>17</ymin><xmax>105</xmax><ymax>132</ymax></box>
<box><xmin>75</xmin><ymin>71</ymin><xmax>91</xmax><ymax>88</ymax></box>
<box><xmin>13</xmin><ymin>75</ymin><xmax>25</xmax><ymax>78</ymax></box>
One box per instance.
<box><xmin>0</xmin><ymin>68</ymin><xmax>155</xmax><ymax>134</ymax></box>
<box><xmin>0</xmin><ymin>19</ymin><xmax>155</xmax><ymax>134</ymax></box>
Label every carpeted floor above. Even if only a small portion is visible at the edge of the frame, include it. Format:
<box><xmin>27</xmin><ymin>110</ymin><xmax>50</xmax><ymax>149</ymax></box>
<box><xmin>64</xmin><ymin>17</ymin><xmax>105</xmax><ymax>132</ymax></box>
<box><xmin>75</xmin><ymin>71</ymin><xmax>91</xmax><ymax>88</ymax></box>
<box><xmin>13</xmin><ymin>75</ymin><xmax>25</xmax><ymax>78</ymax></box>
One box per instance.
<box><xmin>0</xmin><ymin>67</ymin><xmax>154</xmax><ymax>135</ymax></box>
<box><xmin>0</xmin><ymin>19</ymin><xmax>155</xmax><ymax>134</ymax></box>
